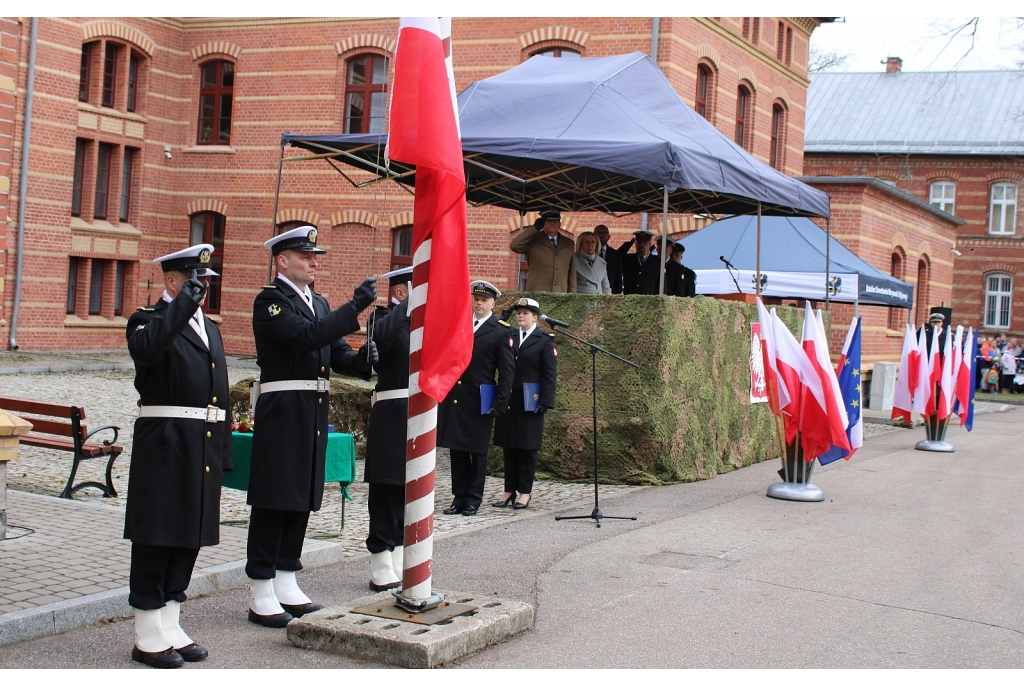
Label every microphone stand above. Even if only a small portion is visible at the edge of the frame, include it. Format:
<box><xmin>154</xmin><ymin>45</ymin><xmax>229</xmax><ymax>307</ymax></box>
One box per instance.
<box><xmin>721</xmin><ymin>258</ymin><xmax>743</xmax><ymax>294</ymax></box>
<box><xmin>548</xmin><ymin>323</ymin><xmax>639</xmax><ymax>528</ymax></box>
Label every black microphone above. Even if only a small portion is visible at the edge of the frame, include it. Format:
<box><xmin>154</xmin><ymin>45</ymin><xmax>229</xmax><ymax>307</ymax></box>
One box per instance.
<box><xmin>540</xmin><ymin>314</ymin><xmax>569</xmax><ymax>328</ymax></box>
<box><xmin>719</xmin><ymin>255</ymin><xmax>735</xmax><ymax>269</ymax></box>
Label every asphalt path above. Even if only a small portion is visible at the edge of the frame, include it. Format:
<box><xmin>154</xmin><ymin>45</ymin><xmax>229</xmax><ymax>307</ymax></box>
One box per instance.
<box><xmin>1</xmin><ymin>410</ymin><xmax>1021</xmax><ymax>668</ymax></box>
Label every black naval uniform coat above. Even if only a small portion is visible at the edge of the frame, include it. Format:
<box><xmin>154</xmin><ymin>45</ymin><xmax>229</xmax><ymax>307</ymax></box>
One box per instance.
<box><xmin>249</xmin><ymin>279</ymin><xmax>368</xmax><ymax>512</ymax></box>
<box><xmin>664</xmin><ymin>261</ymin><xmax>697</xmax><ymax>297</ymax></box>
<box><xmin>600</xmin><ymin>244</ymin><xmax>624</xmax><ymax>294</ymax></box>
<box><xmin>124</xmin><ymin>292</ymin><xmax>231</xmax><ymax>548</ymax></box>
<box><xmin>493</xmin><ymin>328</ymin><xmax>558</xmax><ymax>451</ymax></box>
<box><xmin>364</xmin><ymin>300</ymin><xmax>411</xmax><ymax>487</ymax></box>
<box><xmin>621</xmin><ymin>253</ymin><xmax>663</xmax><ymax>295</ymax></box>
<box><xmin>437</xmin><ymin>314</ymin><xmax>515</xmax><ymax>454</ymax></box>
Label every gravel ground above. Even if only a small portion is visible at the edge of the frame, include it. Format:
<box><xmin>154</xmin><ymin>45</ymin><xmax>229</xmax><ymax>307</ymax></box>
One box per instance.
<box><xmin>1</xmin><ymin>367</ymin><xmax>637</xmax><ymax>555</ymax></box>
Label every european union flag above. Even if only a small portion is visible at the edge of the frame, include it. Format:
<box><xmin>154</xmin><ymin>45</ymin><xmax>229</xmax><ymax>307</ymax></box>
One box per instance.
<box><xmin>820</xmin><ymin>317</ymin><xmax>863</xmax><ymax>465</ymax></box>
<box><xmin>964</xmin><ymin>333</ymin><xmax>977</xmax><ymax>431</ymax></box>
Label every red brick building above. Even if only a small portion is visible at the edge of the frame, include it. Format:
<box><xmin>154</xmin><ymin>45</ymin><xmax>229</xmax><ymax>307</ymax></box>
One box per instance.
<box><xmin>804</xmin><ymin>62</ymin><xmax>1024</xmax><ymax>342</ymax></box>
<box><xmin>3</xmin><ymin>16</ymin><xmax>828</xmax><ymax>353</ymax></box>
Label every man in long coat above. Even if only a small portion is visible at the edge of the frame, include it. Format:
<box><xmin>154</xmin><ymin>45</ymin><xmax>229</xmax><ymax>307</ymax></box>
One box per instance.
<box><xmin>621</xmin><ymin>230</ymin><xmax>663</xmax><ymax>295</ymax></box>
<box><xmin>437</xmin><ymin>280</ymin><xmax>515</xmax><ymax>516</ymax></box>
<box><xmin>664</xmin><ymin>242</ymin><xmax>697</xmax><ymax>297</ymax></box>
<box><xmin>247</xmin><ymin>225</ymin><xmax>377</xmax><ymax>627</ymax></box>
<box><xmin>125</xmin><ymin>243</ymin><xmax>230</xmax><ymax>668</ymax></box>
<box><xmin>594</xmin><ymin>224</ymin><xmax>624</xmax><ymax>294</ymax></box>
<box><xmin>362</xmin><ymin>267</ymin><xmax>413</xmax><ymax>590</ymax></box>
<box><xmin>510</xmin><ymin>210</ymin><xmax>578</xmax><ymax>293</ymax></box>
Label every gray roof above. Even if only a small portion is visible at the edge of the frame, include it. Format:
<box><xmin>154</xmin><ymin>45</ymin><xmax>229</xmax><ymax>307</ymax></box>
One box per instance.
<box><xmin>805</xmin><ymin>70</ymin><xmax>1024</xmax><ymax>155</ymax></box>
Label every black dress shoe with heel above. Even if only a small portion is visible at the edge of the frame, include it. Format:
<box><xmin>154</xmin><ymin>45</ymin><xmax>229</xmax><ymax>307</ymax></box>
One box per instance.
<box><xmin>492</xmin><ymin>494</ymin><xmax>515</xmax><ymax>508</ymax></box>
<box><xmin>132</xmin><ymin>646</ymin><xmax>185</xmax><ymax>669</ymax></box>
<box><xmin>174</xmin><ymin>643</ymin><xmax>208</xmax><ymax>662</ymax></box>
<box><xmin>247</xmin><ymin>609</ymin><xmax>294</xmax><ymax>628</ymax></box>
<box><xmin>280</xmin><ymin>602</ymin><xmax>323</xmax><ymax>618</ymax></box>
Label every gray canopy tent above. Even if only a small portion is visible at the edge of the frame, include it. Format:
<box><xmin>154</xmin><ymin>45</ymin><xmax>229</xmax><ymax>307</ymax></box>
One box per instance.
<box><xmin>276</xmin><ymin>52</ymin><xmax>833</xmax><ymax>294</ymax></box>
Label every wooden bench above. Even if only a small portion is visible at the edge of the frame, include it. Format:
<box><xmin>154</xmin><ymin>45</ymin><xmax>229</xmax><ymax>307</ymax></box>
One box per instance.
<box><xmin>0</xmin><ymin>396</ymin><xmax>123</xmax><ymax>499</ymax></box>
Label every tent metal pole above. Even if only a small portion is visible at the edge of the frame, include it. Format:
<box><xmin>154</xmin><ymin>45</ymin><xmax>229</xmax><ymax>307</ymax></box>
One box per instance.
<box><xmin>755</xmin><ymin>202</ymin><xmax>762</xmax><ymax>296</ymax></box>
<box><xmin>825</xmin><ymin>217</ymin><xmax>831</xmax><ymax>311</ymax></box>
<box><xmin>659</xmin><ymin>185</ymin><xmax>668</xmax><ymax>295</ymax></box>
<box><xmin>267</xmin><ymin>145</ymin><xmax>285</xmax><ymax>284</ymax></box>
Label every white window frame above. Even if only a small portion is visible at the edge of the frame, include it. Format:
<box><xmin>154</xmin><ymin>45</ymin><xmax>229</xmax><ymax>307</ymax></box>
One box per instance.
<box><xmin>929</xmin><ymin>181</ymin><xmax>955</xmax><ymax>215</ymax></box>
<box><xmin>984</xmin><ymin>273</ymin><xmax>1013</xmax><ymax>329</ymax></box>
<box><xmin>989</xmin><ymin>183</ymin><xmax>1017</xmax><ymax>235</ymax></box>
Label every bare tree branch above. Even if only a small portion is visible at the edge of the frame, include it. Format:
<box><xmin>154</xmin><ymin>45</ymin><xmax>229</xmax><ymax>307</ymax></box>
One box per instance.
<box><xmin>808</xmin><ymin>46</ymin><xmax>852</xmax><ymax>73</ymax></box>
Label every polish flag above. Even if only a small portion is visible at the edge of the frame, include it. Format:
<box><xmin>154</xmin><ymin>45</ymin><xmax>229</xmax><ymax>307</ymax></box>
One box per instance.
<box><xmin>913</xmin><ymin>325</ymin><xmax>934</xmax><ymax>416</ymax></box>
<box><xmin>954</xmin><ymin>327</ymin><xmax>974</xmax><ymax>424</ymax></box>
<box><xmin>386</xmin><ymin>17</ymin><xmax>472</xmax><ymax>401</ymax></box>
<box><xmin>756</xmin><ymin>298</ymin><xmax>791</xmax><ymax>416</ymax></box>
<box><xmin>907</xmin><ymin>325</ymin><xmax>921</xmax><ymax>400</ymax></box>
<box><xmin>770</xmin><ymin>309</ymin><xmax>817</xmax><ymax>448</ymax></box>
<box><xmin>891</xmin><ymin>324</ymin><xmax>917</xmax><ymax>424</ymax></box>
<box><xmin>799</xmin><ymin>304</ymin><xmax>850</xmax><ymax>461</ymax></box>
<box><xmin>937</xmin><ymin>327</ymin><xmax>955</xmax><ymax>421</ymax></box>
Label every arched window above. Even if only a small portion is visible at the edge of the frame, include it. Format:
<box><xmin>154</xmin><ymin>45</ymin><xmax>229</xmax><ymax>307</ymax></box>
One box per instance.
<box><xmin>79</xmin><ymin>41</ymin><xmax>97</xmax><ymax>102</ymax></box>
<box><xmin>532</xmin><ymin>48</ymin><xmax>581</xmax><ymax>58</ymax></box>
<box><xmin>391</xmin><ymin>225</ymin><xmax>413</xmax><ymax>271</ymax></box>
<box><xmin>197</xmin><ymin>60</ymin><xmax>234</xmax><ymax>145</ymax></box>
<box><xmin>888</xmin><ymin>249</ymin><xmax>906</xmax><ymax>329</ymax></box>
<box><xmin>695</xmin><ymin>64</ymin><xmax>713</xmax><ymax>120</ymax></box>
<box><xmin>735</xmin><ymin>85</ymin><xmax>752</xmax><ymax>150</ymax></box>
<box><xmin>344</xmin><ymin>54</ymin><xmax>388</xmax><ymax>134</ymax></box>
<box><xmin>930</xmin><ymin>181</ymin><xmax>956</xmax><ymax>215</ymax></box>
<box><xmin>770</xmin><ymin>103</ymin><xmax>786</xmax><ymax>170</ymax></box>
<box><xmin>915</xmin><ymin>257</ymin><xmax>929</xmax><ymax>326</ymax></box>
<box><xmin>989</xmin><ymin>183</ymin><xmax>1017</xmax><ymax>235</ymax></box>
<box><xmin>984</xmin><ymin>273</ymin><xmax>1013</xmax><ymax>329</ymax></box>
<box><xmin>190</xmin><ymin>212</ymin><xmax>226</xmax><ymax>313</ymax></box>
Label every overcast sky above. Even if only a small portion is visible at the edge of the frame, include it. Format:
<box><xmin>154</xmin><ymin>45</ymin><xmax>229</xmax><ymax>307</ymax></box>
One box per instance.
<box><xmin>811</xmin><ymin>17</ymin><xmax>1023</xmax><ymax>72</ymax></box>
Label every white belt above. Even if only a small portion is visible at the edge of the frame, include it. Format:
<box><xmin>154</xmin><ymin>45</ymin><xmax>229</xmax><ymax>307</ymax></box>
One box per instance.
<box><xmin>138</xmin><ymin>405</ymin><xmax>226</xmax><ymax>423</ymax></box>
<box><xmin>371</xmin><ymin>388</ymin><xmax>409</xmax><ymax>406</ymax></box>
<box><xmin>259</xmin><ymin>379</ymin><xmax>330</xmax><ymax>394</ymax></box>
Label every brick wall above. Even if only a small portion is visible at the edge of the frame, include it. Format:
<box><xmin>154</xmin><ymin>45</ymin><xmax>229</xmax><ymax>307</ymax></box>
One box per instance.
<box><xmin>0</xmin><ymin>17</ymin><xmax>19</xmax><ymax>327</ymax></box>
<box><xmin>804</xmin><ymin>179</ymin><xmax>960</xmax><ymax>368</ymax></box>
<box><xmin>805</xmin><ymin>153</ymin><xmax>1024</xmax><ymax>339</ymax></box>
<box><xmin>2</xmin><ymin>17</ymin><xmax>821</xmax><ymax>352</ymax></box>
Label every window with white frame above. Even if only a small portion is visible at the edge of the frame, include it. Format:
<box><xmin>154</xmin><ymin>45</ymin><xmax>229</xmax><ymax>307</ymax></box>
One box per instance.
<box><xmin>929</xmin><ymin>181</ymin><xmax>955</xmax><ymax>215</ymax></box>
<box><xmin>990</xmin><ymin>183</ymin><xmax>1017</xmax><ymax>235</ymax></box>
<box><xmin>984</xmin><ymin>274</ymin><xmax>1012</xmax><ymax>329</ymax></box>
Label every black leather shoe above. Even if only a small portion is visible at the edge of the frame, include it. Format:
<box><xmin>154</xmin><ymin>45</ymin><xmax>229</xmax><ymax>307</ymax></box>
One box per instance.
<box><xmin>280</xmin><ymin>602</ymin><xmax>323</xmax><ymax>618</ymax></box>
<box><xmin>132</xmin><ymin>646</ymin><xmax>184</xmax><ymax>669</ymax></box>
<box><xmin>462</xmin><ymin>505</ymin><xmax>478</xmax><ymax>516</ymax></box>
<box><xmin>174</xmin><ymin>643</ymin><xmax>208</xmax><ymax>662</ymax></box>
<box><xmin>247</xmin><ymin>609</ymin><xmax>293</xmax><ymax>628</ymax></box>
<box><xmin>513</xmin><ymin>494</ymin><xmax>531</xmax><ymax>510</ymax></box>
<box><xmin>492</xmin><ymin>495</ymin><xmax>514</xmax><ymax>508</ymax></box>
<box><xmin>369</xmin><ymin>579</ymin><xmax>401</xmax><ymax>592</ymax></box>
<box><xmin>442</xmin><ymin>503</ymin><xmax>463</xmax><ymax>515</ymax></box>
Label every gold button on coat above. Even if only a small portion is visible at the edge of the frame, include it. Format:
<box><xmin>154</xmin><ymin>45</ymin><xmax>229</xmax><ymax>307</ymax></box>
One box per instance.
<box><xmin>206</xmin><ymin>431</ymin><xmax>211</xmax><ymax>438</ymax></box>
<box><xmin>205</xmin><ymin>466</ymin><xmax>210</xmax><ymax>473</ymax></box>
<box><xmin>457</xmin><ymin>381</ymin><xmax>462</xmax><ymax>385</ymax></box>
<box><xmin>318</xmin><ymin>398</ymin><xmax>322</xmax><ymax>404</ymax></box>
<box><xmin>211</xmin><ymin>362</ymin><xmax>216</xmax><ymax>369</ymax></box>
<box><xmin>317</xmin><ymin>430</ymin><xmax>321</xmax><ymax>436</ymax></box>
<box><xmin>453</xmin><ymin>400</ymin><xmax>458</xmax><ymax>404</ymax></box>
<box><xmin>211</xmin><ymin>396</ymin><xmax>217</xmax><ymax>403</ymax></box>
<box><xmin>321</xmin><ymin>366</ymin><xmax>325</xmax><ymax>372</ymax></box>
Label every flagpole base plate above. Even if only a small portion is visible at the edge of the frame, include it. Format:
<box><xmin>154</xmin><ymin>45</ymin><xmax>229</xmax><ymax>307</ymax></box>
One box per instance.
<box><xmin>766</xmin><ymin>482</ymin><xmax>825</xmax><ymax>502</ymax></box>
<box><xmin>392</xmin><ymin>590</ymin><xmax>445</xmax><ymax>613</ymax></box>
<box><xmin>915</xmin><ymin>439</ymin><xmax>955</xmax><ymax>453</ymax></box>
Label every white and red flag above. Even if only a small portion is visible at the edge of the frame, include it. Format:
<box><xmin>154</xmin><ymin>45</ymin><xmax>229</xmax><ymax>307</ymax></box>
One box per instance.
<box><xmin>955</xmin><ymin>327</ymin><xmax>974</xmax><ymax>424</ymax></box>
<box><xmin>386</xmin><ymin>17</ymin><xmax>471</xmax><ymax>601</ymax></box>
<box><xmin>756</xmin><ymin>298</ymin><xmax>791</xmax><ymax>416</ymax></box>
<box><xmin>798</xmin><ymin>304</ymin><xmax>850</xmax><ymax>460</ymax></box>
<box><xmin>937</xmin><ymin>325</ymin><xmax>955</xmax><ymax>421</ymax></box>
<box><xmin>770</xmin><ymin>308</ymin><xmax>817</xmax><ymax>449</ymax></box>
<box><xmin>913</xmin><ymin>325</ymin><xmax>934</xmax><ymax>417</ymax></box>
<box><xmin>891</xmin><ymin>324</ymin><xmax>917</xmax><ymax>424</ymax></box>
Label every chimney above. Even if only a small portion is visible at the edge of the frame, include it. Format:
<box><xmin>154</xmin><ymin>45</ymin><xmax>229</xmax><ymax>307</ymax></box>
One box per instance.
<box><xmin>885</xmin><ymin>56</ymin><xmax>902</xmax><ymax>74</ymax></box>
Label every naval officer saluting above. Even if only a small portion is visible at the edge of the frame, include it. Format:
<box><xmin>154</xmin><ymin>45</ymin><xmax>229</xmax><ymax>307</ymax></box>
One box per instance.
<box><xmin>437</xmin><ymin>280</ymin><xmax>515</xmax><ymax>515</ymax></box>
<box><xmin>246</xmin><ymin>225</ymin><xmax>377</xmax><ymax>627</ymax></box>
<box><xmin>125</xmin><ymin>243</ymin><xmax>229</xmax><ymax>668</ymax></box>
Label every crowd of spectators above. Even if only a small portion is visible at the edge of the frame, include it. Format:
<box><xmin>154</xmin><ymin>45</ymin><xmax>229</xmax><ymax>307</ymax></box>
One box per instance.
<box><xmin>978</xmin><ymin>334</ymin><xmax>1022</xmax><ymax>394</ymax></box>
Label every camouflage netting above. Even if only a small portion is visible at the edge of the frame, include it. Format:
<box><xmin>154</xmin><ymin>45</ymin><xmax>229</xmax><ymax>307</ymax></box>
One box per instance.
<box><xmin>488</xmin><ymin>294</ymin><xmax>814</xmax><ymax>485</ymax></box>
<box><xmin>229</xmin><ymin>378</ymin><xmax>372</xmax><ymax>458</ymax></box>
<box><xmin>227</xmin><ymin>296</ymin><xmax>818</xmax><ymax>485</ymax></box>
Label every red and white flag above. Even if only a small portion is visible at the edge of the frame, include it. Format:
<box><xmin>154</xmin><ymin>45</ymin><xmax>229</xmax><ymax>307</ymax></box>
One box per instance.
<box><xmin>912</xmin><ymin>325</ymin><xmax>933</xmax><ymax>416</ymax></box>
<box><xmin>891</xmin><ymin>324</ymin><xmax>916</xmax><ymax>424</ymax></box>
<box><xmin>756</xmin><ymin>298</ymin><xmax>791</xmax><ymax>416</ymax></box>
<box><xmin>387</xmin><ymin>16</ymin><xmax>472</xmax><ymax>401</ymax></box>
<box><xmin>955</xmin><ymin>327</ymin><xmax>974</xmax><ymax>424</ymax></box>
<box><xmin>770</xmin><ymin>308</ymin><xmax>817</xmax><ymax>449</ymax></box>
<box><xmin>799</xmin><ymin>304</ymin><xmax>850</xmax><ymax>460</ymax></box>
<box><xmin>937</xmin><ymin>327</ymin><xmax>955</xmax><ymax>421</ymax></box>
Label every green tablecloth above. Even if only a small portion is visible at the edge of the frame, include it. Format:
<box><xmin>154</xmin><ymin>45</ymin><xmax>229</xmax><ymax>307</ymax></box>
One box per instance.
<box><xmin>224</xmin><ymin>432</ymin><xmax>356</xmax><ymax>500</ymax></box>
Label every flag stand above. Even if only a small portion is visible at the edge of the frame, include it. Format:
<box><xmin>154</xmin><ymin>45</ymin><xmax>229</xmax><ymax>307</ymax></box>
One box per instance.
<box><xmin>767</xmin><ymin>432</ymin><xmax>825</xmax><ymax>502</ymax></box>
<box><xmin>915</xmin><ymin>388</ymin><xmax>955</xmax><ymax>452</ymax></box>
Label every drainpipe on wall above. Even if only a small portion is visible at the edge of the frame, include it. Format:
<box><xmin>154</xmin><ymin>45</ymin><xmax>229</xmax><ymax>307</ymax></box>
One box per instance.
<box><xmin>641</xmin><ymin>17</ymin><xmax>660</xmax><ymax>237</ymax></box>
<box><xmin>8</xmin><ymin>17</ymin><xmax>38</xmax><ymax>351</ymax></box>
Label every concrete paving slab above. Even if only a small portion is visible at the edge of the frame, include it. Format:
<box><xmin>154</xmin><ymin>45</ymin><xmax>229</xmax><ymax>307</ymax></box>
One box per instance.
<box><xmin>288</xmin><ymin>591</ymin><xmax>533</xmax><ymax>668</ymax></box>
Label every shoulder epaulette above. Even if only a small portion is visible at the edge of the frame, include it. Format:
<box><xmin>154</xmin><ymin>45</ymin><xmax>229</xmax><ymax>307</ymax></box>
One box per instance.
<box><xmin>499</xmin><ymin>319</ymin><xmax>510</xmax><ymax>327</ymax></box>
<box><xmin>136</xmin><ymin>306</ymin><xmax>155</xmax><ymax>312</ymax></box>
<box><xmin>262</xmin><ymin>284</ymin><xmax>277</xmax><ymax>289</ymax></box>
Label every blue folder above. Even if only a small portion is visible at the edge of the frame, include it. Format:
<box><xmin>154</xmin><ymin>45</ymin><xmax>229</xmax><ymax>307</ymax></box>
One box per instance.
<box><xmin>523</xmin><ymin>383</ymin><xmax>542</xmax><ymax>412</ymax></box>
<box><xmin>480</xmin><ymin>384</ymin><xmax>496</xmax><ymax>414</ymax></box>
